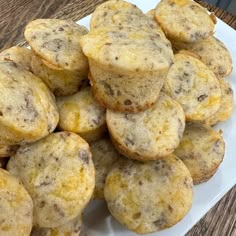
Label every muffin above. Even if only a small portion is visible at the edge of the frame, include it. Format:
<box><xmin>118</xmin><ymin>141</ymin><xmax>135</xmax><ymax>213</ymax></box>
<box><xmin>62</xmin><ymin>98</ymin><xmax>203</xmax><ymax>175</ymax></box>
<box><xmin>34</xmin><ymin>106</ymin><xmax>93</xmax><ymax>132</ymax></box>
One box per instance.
<box><xmin>24</xmin><ymin>19</ymin><xmax>89</xmax><ymax>95</ymax></box>
<box><xmin>24</xmin><ymin>19</ymin><xmax>88</xmax><ymax>72</ymax></box>
<box><xmin>90</xmin><ymin>0</ymin><xmax>164</xmax><ymax>36</ymax></box>
<box><xmin>7</xmin><ymin>132</ymin><xmax>95</xmax><ymax>228</ymax></box>
<box><xmin>0</xmin><ymin>168</ymin><xmax>33</xmax><ymax>236</ymax></box>
<box><xmin>81</xmin><ymin>26</ymin><xmax>173</xmax><ymax>112</ymax></box>
<box><xmin>104</xmin><ymin>155</ymin><xmax>193</xmax><ymax>234</ymax></box>
<box><xmin>174</xmin><ymin>122</ymin><xmax>225</xmax><ymax>184</ymax></box>
<box><xmin>162</xmin><ymin>51</ymin><xmax>221</xmax><ymax>121</ymax></box>
<box><xmin>56</xmin><ymin>87</ymin><xmax>106</xmax><ymax>142</ymax></box>
<box><xmin>172</xmin><ymin>36</ymin><xmax>233</xmax><ymax>77</ymax></box>
<box><xmin>90</xmin><ymin>138</ymin><xmax>120</xmax><ymax>199</ymax></box>
<box><xmin>155</xmin><ymin>0</ymin><xmax>216</xmax><ymax>42</ymax></box>
<box><xmin>0</xmin><ymin>61</ymin><xmax>59</xmax><ymax>146</ymax></box>
<box><xmin>106</xmin><ymin>92</ymin><xmax>185</xmax><ymax>161</ymax></box>
<box><xmin>205</xmin><ymin>79</ymin><xmax>234</xmax><ymax>126</ymax></box>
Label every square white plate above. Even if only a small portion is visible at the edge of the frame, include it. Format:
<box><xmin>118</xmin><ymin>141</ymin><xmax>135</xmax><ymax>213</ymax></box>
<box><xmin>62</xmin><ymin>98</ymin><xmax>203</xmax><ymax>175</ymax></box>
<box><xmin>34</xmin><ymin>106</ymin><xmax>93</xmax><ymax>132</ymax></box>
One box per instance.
<box><xmin>77</xmin><ymin>1</ymin><xmax>236</xmax><ymax>235</ymax></box>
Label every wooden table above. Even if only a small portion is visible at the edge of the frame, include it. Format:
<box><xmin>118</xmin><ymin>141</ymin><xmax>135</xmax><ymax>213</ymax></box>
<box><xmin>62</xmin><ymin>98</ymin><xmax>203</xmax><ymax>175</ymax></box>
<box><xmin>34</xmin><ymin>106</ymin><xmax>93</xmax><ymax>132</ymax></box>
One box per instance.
<box><xmin>0</xmin><ymin>0</ymin><xmax>236</xmax><ymax>235</ymax></box>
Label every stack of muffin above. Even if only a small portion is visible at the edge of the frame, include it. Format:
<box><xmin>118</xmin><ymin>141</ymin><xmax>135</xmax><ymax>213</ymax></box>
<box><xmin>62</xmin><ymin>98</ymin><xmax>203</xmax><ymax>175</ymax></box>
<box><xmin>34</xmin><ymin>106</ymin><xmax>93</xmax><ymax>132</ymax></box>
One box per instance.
<box><xmin>0</xmin><ymin>0</ymin><xmax>233</xmax><ymax>235</ymax></box>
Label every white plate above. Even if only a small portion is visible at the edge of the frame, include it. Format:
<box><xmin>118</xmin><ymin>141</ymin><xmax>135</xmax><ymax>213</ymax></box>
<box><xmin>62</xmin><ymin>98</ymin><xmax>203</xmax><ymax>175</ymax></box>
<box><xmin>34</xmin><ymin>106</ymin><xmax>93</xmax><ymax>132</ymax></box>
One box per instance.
<box><xmin>77</xmin><ymin>1</ymin><xmax>236</xmax><ymax>235</ymax></box>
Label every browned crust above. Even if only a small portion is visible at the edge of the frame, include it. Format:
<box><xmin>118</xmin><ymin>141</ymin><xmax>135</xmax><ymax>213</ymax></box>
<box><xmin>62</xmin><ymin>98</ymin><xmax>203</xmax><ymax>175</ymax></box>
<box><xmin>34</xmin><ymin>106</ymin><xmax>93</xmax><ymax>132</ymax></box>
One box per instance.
<box><xmin>193</xmin><ymin>167</ymin><xmax>219</xmax><ymax>185</ymax></box>
<box><xmin>88</xmin><ymin>73</ymin><xmax>156</xmax><ymax>113</ymax></box>
<box><xmin>210</xmin><ymin>12</ymin><xmax>217</xmax><ymax>24</ymax></box>
<box><xmin>41</xmin><ymin>58</ymin><xmax>64</xmax><ymax>70</ymax></box>
<box><xmin>109</xmin><ymin>134</ymin><xmax>146</xmax><ymax>161</ymax></box>
<box><xmin>110</xmin><ymin>133</ymin><xmax>174</xmax><ymax>162</ymax></box>
<box><xmin>192</xmin><ymin>146</ymin><xmax>224</xmax><ymax>185</ymax></box>
<box><xmin>26</xmin><ymin>42</ymin><xmax>65</xmax><ymax>70</ymax></box>
<box><xmin>224</xmin><ymin>64</ymin><xmax>233</xmax><ymax>78</ymax></box>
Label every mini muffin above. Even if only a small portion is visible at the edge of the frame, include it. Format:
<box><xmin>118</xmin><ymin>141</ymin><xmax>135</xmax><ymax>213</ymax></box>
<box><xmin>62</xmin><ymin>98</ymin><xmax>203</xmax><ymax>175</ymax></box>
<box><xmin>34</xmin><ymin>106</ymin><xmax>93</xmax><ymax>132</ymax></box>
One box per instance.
<box><xmin>162</xmin><ymin>52</ymin><xmax>221</xmax><ymax>121</ymax></box>
<box><xmin>56</xmin><ymin>87</ymin><xmax>106</xmax><ymax>142</ymax></box>
<box><xmin>31</xmin><ymin>215</ymin><xmax>82</xmax><ymax>236</ymax></box>
<box><xmin>7</xmin><ymin>132</ymin><xmax>95</xmax><ymax>228</ymax></box>
<box><xmin>90</xmin><ymin>138</ymin><xmax>120</xmax><ymax>199</ymax></box>
<box><xmin>155</xmin><ymin>0</ymin><xmax>216</xmax><ymax>42</ymax></box>
<box><xmin>0</xmin><ymin>144</ymin><xmax>19</xmax><ymax>158</ymax></box>
<box><xmin>90</xmin><ymin>0</ymin><xmax>164</xmax><ymax>36</ymax></box>
<box><xmin>106</xmin><ymin>92</ymin><xmax>185</xmax><ymax>161</ymax></box>
<box><xmin>90</xmin><ymin>0</ymin><xmax>143</xmax><ymax>29</ymax></box>
<box><xmin>81</xmin><ymin>26</ymin><xmax>173</xmax><ymax>112</ymax></box>
<box><xmin>0</xmin><ymin>46</ymin><xmax>89</xmax><ymax>96</ymax></box>
<box><xmin>104</xmin><ymin>155</ymin><xmax>193</xmax><ymax>234</ymax></box>
<box><xmin>205</xmin><ymin>79</ymin><xmax>234</xmax><ymax>126</ymax></box>
<box><xmin>174</xmin><ymin>122</ymin><xmax>225</xmax><ymax>184</ymax></box>
<box><xmin>172</xmin><ymin>36</ymin><xmax>233</xmax><ymax>77</ymax></box>
<box><xmin>24</xmin><ymin>19</ymin><xmax>89</xmax><ymax>73</ymax></box>
<box><xmin>0</xmin><ymin>168</ymin><xmax>33</xmax><ymax>236</ymax></box>
<box><xmin>0</xmin><ymin>46</ymin><xmax>34</xmax><ymax>71</ymax></box>
<box><xmin>0</xmin><ymin>61</ymin><xmax>59</xmax><ymax>146</ymax></box>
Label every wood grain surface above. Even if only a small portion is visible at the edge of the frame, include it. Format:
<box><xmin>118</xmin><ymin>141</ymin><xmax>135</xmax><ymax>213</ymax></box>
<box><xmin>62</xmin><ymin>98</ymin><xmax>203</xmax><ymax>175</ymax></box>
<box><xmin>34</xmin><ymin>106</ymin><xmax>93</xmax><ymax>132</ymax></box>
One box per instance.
<box><xmin>0</xmin><ymin>0</ymin><xmax>236</xmax><ymax>235</ymax></box>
